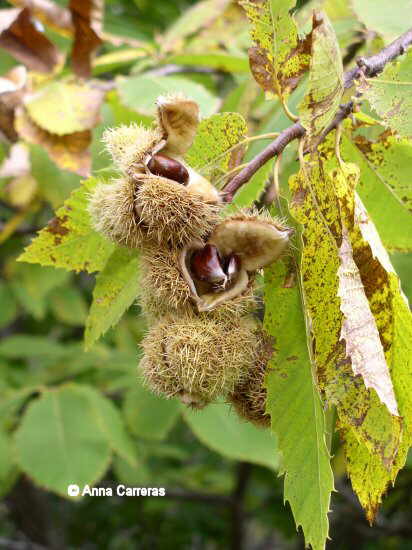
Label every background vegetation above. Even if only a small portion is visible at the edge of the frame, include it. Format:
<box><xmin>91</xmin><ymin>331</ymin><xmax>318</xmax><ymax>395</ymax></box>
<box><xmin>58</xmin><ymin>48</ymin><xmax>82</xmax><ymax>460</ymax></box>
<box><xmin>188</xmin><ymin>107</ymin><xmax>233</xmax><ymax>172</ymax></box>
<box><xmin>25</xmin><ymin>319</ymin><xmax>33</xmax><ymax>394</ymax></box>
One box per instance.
<box><xmin>0</xmin><ymin>0</ymin><xmax>411</xmax><ymax>548</ymax></box>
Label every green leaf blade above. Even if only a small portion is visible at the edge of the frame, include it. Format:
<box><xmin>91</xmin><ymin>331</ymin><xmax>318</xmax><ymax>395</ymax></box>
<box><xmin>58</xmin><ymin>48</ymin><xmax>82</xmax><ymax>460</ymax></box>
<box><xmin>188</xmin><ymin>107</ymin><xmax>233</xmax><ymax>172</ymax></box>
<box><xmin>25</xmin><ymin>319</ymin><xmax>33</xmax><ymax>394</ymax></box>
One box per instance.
<box><xmin>264</xmin><ymin>260</ymin><xmax>333</xmax><ymax>550</ymax></box>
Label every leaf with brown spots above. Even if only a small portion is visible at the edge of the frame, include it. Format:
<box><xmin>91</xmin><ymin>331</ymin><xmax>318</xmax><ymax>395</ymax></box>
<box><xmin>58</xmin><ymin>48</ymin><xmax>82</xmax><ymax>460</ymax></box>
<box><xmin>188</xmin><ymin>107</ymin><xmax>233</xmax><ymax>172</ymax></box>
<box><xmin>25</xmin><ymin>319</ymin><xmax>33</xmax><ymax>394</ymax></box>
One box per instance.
<box><xmin>69</xmin><ymin>0</ymin><xmax>102</xmax><ymax>78</ymax></box>
<box><xmin>0</xmin><ymin>8</ymin><xmax>61</xmax><ymax>73</ymax></box>
<box><xmin>18</xmin><ymin>177</ymin><xmax>115</xmax><ymax>273</ymax></box>
<box><xmin>288</xmin><ymin>159</ymin><xmax>401</xmax><ymax>469</ymax></box>
<box><xmin>241</xmin><ymin>0</ymin><xmax>312</xmax><ymax>101</ymax></box>
<box><xmin>338</xmin><ymin>195</ymin><xmax>412</xmax><ymax>523</ymax></box>
<box><xmin>298</xmin><ymin>11</ymin><xmax>343</xmax><ymax>139</ymax></box>
<box><xmin>361</xmin><ymin>49</ymin><xmax>412</xmax><ymax>139</ymax></box>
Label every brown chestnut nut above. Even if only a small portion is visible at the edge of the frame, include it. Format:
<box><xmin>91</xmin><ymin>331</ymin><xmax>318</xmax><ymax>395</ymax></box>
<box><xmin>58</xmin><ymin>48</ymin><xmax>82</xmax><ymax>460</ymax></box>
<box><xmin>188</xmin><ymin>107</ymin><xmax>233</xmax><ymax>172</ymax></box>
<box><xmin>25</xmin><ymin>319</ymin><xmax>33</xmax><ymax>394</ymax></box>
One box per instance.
<box><xmin>191</xmin><ymin>244</ymin><xmax>227</xmax><ymax>285</ymax></box>
<box><xmin>147</xmin><ymin>154</ymin><xmax>189</xmax><ymax>184</ymax></box>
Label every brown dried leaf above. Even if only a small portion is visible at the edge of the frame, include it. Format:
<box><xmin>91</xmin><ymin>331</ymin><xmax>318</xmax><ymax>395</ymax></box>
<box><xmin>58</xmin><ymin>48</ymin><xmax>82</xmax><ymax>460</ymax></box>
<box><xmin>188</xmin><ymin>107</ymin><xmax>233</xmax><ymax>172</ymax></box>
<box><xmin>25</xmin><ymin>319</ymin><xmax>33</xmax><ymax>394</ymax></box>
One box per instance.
<box><xmin>69</xmin><ymin>0</ymin><xmax>103</xmax><ymax>78</ymax></box>
<box><xmin>8</xmin><ymin>0</ymin><xmax>73</xmax><ymax>36</ymax></box>
<box><xmin>338</xmin><ymin>229</ymin><xmax>399</xmax><ymax>417</ymax></box>
<box><xmin>15</xmin><ymin>107</ymin><xmax>92</xmax><ymax>177</ymax></box>
<box><xmin>0</xmin><ymin>65</ymin><xmax>27</xmax><ymax>142</ymax></box>
<box><xmin>0</xmin><ymin>7</ymin><xmax>61</xmax><ymax>73</ymax></box>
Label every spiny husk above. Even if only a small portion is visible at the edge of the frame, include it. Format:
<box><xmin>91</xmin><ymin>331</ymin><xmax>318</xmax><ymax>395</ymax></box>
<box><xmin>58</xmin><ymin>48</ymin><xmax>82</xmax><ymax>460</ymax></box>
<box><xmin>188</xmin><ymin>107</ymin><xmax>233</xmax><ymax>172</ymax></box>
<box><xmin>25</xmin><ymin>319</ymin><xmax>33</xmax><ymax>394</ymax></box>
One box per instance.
<box><xmin>88</xmin><ymin>177</ymin><xmax>146</xmax><ymax>248</ymax></box>
<box><xmin>209</xmin><ymin>209</ymin><xmax>292</xmax><ymax>271</ymax></box>
<box><xmin>140</xmin><ymin>314</ymin><xmax>259</xmax><ymax>407</ymax></box>
<box><xmin>156</xmin><ymin>93</ymin><xmax>199</xmax><ymax>156</ymax></box>
<box><xmin>139</xmin><ymin>244</ymin><xmax>194</xmax><ymax>318</ymax></box>
<box><xmin>228</xmin><ymin>331</ymin><xmax>274</xmax><ymax>428</ymax></box>
<box><xmin>136</xmin><ymin>175</ymin><xmax>221</xmax><ymax>248</ymax></box>
<box><xmin>102</xmin><ymin>124</ymin><xmax>162</xmax><ymax>174</ymax></box>
<box><xmin>140</xmin><ymin>243</ymin><xmax>257</xmax><ymax>319</ymax></box>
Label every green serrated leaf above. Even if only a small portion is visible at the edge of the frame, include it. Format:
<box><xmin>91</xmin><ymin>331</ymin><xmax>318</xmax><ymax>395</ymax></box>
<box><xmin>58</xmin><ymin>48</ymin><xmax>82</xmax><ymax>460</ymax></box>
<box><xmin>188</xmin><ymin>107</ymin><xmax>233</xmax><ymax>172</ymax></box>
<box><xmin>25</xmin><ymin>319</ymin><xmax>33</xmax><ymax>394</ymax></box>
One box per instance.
<box><xmin>77</xmin><ymin>386</ymin><xmax>137</xmax><ymax>467</ymax></box>
<box><xmin>184</xmin><ymin>401</ymin><xmax>278</xmax><ymax>469</ymax></box>
<box><xmin>117</xmin><ymin>75</ymin><xmax>219</xmax><ymax>118</ymax></box>
<box><xmin>264</xmin><ymin>259</ymin><xmax>333</xmax><ymax>550</ymax></box>
<box><xmin>123</xmin><ymin>382</ymin><xmax>182</xmax><ymax>441</ymax></box>
<box><xmin>14</xmin><ymin>385</ymin><xmax>112</xmax><ymax>496</ymax></box>
<box><xmin>186</xmin><ymin>112</ymin><xmax>247</xmax><ymax>183</ymax></box>
<box><xmin>298</xmin><ymin>11</ymin><xmax>343</xmax><ymax>138</ymax></box>
<box><xmin>241</xmin><ymin>0</ymin><xmax>311</xmax><ymax>100</ymax></box>
<box><xmin>84</xmin><ymin>248</ymin><xmax>140</xmax><ymax>349</ymax></box>
<box><xmin>361</xmin><ymin>49</ymin><xmax>412</xmax><ymax>139</ymax></box>
<box><xmin>18</xmin><ymin>178</ymin><xmax>115</xmax><ymax>273</ymax></box>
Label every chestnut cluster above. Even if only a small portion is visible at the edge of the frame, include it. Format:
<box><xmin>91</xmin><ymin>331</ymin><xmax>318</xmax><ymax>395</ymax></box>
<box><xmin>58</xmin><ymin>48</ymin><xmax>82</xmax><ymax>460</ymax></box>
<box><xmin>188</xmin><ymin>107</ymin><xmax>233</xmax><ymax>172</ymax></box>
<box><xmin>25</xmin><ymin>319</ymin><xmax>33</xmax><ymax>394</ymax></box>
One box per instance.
<box><xmin>88</xmin><ymin>94</ymin><xmax>292</xmax><ymax>427</ymax></box>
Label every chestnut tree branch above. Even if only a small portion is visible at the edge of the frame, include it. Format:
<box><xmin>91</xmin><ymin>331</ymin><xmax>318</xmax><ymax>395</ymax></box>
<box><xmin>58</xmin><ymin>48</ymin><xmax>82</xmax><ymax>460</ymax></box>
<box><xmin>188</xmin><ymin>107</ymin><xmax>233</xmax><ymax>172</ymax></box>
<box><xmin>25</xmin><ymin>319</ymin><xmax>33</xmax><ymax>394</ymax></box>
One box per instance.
<box><xmin>222</xmin><ymin>27</ymin><xmax>412</xmax><ymax>203</ymax></box>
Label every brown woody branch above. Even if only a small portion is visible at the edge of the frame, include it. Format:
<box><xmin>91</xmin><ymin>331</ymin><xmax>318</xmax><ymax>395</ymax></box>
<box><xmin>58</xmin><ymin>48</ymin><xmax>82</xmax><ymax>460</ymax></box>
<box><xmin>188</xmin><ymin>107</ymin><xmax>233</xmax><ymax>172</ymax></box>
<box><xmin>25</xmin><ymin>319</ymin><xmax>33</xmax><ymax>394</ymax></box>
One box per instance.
<box><xmin>222</xmin><ymin>27</ymin><xmax>412</xmax><ymax>203</ymax></box>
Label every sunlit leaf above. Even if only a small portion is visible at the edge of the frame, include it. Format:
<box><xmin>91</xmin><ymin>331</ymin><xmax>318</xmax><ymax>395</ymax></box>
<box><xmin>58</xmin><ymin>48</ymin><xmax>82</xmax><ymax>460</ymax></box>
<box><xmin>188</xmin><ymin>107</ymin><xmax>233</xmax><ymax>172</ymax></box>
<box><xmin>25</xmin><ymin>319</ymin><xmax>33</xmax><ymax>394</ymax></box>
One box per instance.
<box><xmin>25</xmin><ymin>82</ymin><xmax>104</xmax><ymax>136</ymax></box>
<box><xmin>241</xmin><ymin>0</ymin><xmax>311</xmax><ymax>100</ymax></box>
<box><xmin>16</xmin><ymin>108</ymin><xmax>93</xmax><ymax>178</ymax></box>
<box><xmin>186</xmin><ymin>112</ymin><xmax>247</xmax><ymax>183</ymax></box>
<box><xmin>18</xmin><ymin>178</ymin><xmax>115</xmax><ymax>273</ymax></box>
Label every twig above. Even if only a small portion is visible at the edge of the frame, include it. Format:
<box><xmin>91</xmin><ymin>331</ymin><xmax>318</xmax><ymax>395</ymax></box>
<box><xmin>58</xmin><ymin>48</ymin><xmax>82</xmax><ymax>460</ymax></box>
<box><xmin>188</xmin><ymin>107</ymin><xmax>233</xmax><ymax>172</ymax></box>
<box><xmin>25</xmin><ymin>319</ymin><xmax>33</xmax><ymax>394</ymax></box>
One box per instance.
<box><xmin>222</xmin><ymin>27</ymin><xmax>412</xmax><ymax>202</ymax></box>
<box><xmin>230</xmin><ymin>462</ymin><xmax>252</xmax><ymax>550</ymax></box>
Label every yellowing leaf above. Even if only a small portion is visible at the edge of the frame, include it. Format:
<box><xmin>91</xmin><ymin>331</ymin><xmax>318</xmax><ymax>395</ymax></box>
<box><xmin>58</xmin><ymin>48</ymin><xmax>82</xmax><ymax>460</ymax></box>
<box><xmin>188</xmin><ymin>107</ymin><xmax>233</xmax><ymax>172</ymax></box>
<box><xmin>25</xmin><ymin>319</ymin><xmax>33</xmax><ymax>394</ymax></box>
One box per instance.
<box><xmin>339</xmin><ymin>198</ymin><xmax>412</xmax><ymax>521</ymax></box>
<box><xmin>289</xmin><ymin>161</ymin><xmax>401</xmax><ymax>468</ymax></box>
<box><xmin>18</xmin><ymin>178</ymin><xmax>115</xmax><ymax>273</ymax></box>
<box><xmin>25</xmin><ymin>82</ymin><xmax>104</xmax><ymax>136</ymax></box>
<box><xmin>241</xmin><ymin>0</ymin><xmax>311</xmax><ymax>100</ymax></box>
<box><xmin>298</xmin><ymin>11</ymin><xmax>343</xmax><ymax>138</ymax></box>
<box><xmin>15</xmin><ymin>107</ymin><xmax>92</xmax><ymax>178</ymax></box>
<box><xmin>361</xmin><ymin>49</ymin><xmax>412</xmax><ymax>138</ymax></box>
<box><xmin>340</xmin><ymin>129</ymin><xmax>412</xmax><ymax>252</ymax></box>
<box><xmin>337</xmin><ymin>230</ymin><xmax>398</xmax><ymax>416</ymax></box>
<box><xmin>185</xmin><ymin>112</ymin><xmax>247</xmax><ymax>183</ymax></box>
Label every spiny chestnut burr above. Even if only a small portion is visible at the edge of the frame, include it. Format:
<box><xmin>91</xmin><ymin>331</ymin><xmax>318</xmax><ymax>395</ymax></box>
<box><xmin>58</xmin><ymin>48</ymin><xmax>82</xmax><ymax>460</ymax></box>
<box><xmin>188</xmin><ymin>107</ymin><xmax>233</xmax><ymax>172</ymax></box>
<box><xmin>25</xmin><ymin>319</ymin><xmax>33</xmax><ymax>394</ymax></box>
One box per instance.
<box><xmin>147</xmin><ymin>154</ymin><xmax>189</xmax><ymax>185</ymax></box>
<box><xmin>190</xmin><ymin>244</ymin><xmax>241</xmax><ymax>288</ymax></box>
